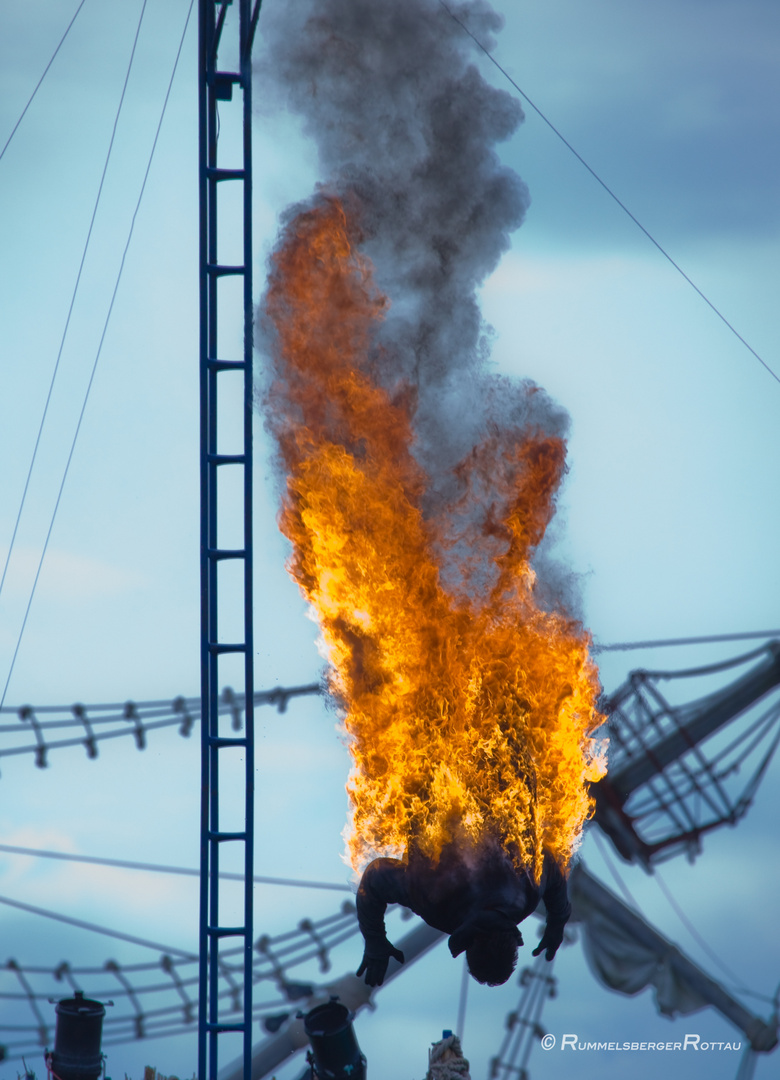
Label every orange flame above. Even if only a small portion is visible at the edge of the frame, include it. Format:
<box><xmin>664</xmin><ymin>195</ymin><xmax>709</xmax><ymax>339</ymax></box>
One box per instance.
<box><xmin>264</xmin><ymin>197</ymin><xmax>606</xmax><ymax>881</ymax></box>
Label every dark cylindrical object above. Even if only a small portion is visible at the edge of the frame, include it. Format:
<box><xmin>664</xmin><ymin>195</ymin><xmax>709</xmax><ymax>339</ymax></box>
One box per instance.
<box><xmin>303</xmin><ymin>1001</ymin><xmax>366</xmax><ymax>1080</ymax></box>
<box><xmin>50</xmin><ymin>991</ymin><xmax>106</xmax><ymax>1080</ymax></box>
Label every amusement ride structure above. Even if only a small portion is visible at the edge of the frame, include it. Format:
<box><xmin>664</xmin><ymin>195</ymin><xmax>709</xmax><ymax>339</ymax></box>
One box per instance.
<box><xmin>1</xmin><ymin>3</ymin><xmax>778</xmax><ymax>1080</ymax></box>
<box><xmin>1</xmin><ymin>640</ymin><xmax>779</xmax><ymax>1079</ymax></box>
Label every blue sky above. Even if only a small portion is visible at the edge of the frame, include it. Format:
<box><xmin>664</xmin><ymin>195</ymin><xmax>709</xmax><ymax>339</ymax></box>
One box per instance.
<box><xmin>0</xmin><ymin>1</ymin><xmax>778</xmax><ymax>1078</ymax></box>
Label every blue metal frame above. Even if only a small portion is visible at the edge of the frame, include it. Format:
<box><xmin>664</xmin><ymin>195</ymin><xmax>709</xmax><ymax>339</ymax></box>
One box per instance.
<box><xmin>198</xmin><ymin>2</ymin><xmax>261</xmax><ymax>1078</ymax></box>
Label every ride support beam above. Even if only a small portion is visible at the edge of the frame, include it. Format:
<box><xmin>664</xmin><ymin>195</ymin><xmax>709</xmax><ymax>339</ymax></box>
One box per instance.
<box><xmin>198</xmin><ymin>2</ymin><xmax>261</xmax><ymax>1079</ymax></box>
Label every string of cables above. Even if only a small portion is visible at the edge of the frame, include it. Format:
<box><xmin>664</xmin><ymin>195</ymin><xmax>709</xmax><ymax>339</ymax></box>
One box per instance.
<box><xmin>3</xmin><ymin>629</ymin><xmax>778</xmax><ymax>768</ymax></box>
<box><xmin>0</xmin><ymin>899</ymin><xmax>360</xmax><ymax>1060</ymax></box>
<box><xmin>594</xmin><ymin>629</ymin><xmax>780</xmax><ymax>653</ymax></box>
<box><xmin>0</xmin><ymin>681</ymin><xmax>320</xmax><ymax>769</ymax></box>
<box><xmin>0</xmin><ymin>842</ymin><xmax>351</xmax><ymax>894</ymax></box>
<box><xmin>0</xmin><ymin>0</ymin><xmax>89</xmax><ymax>164</ymax></box>
<box><xmin>0</xmin><ymin>0</ymin><xmax>195</xmax><ymax>711</ymax></box>
<box><xmin>438</xmin><ymin>0</ymin><xmax>779</xmax><ymax>388</ymax></box>
<box><xmin>0</xmin><ymin>0</ymin><xmax>152</xmax><ymax>653</ymax></box>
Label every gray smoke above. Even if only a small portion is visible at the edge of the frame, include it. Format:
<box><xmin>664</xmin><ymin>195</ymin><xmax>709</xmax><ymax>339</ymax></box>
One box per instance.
<box><xmin>255</xmin><ymin>0</ymin><xmax>577</xmax><ymax>609</ymax></box>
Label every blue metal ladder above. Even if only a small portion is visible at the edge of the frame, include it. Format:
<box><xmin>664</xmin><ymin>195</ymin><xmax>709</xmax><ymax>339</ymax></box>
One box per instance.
<box><xmin>198</xmin><ymin>2</ymin><xmax>261</xmax><ymax>1078</ymax></box>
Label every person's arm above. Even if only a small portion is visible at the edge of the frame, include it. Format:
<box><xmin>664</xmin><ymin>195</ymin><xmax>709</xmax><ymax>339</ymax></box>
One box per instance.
<box><xmin>531</xmin><ymin>858</ymin><xmax>571</xmax><ymax>962</ymax></box>
<box><xmin>355</xmin><ymin>858</ymin><xmax>409</xmax><ymax>986</ymax></box>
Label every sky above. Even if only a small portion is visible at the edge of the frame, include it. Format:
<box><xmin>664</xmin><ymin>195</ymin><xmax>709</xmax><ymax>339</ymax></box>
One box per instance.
<box><xmin>0</xmin><ymin>0</ymin><xmax>779</xmax><ymax>1078</ymax></box>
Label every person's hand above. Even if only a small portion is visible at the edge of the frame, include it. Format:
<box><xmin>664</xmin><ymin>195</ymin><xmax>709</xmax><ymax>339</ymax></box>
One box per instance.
<box><xmin>356</xmin><ymin>937</ymin><xmax>405</xmax><ymax>987</ymax></box>
<box><xmin>532</xmin><ymin>923</ymin><xmax>564</xmax><ymax>962</ymax></box>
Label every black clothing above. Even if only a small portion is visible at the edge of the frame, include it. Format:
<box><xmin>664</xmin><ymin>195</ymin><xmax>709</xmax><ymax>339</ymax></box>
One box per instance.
<box><xmin>356</xmin><ymin>844</ymin><xmax>570</xmax><ymax>969</ymax></box>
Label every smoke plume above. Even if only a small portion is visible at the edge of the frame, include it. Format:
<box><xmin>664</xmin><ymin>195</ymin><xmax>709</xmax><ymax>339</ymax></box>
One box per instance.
<box><xmin>255</xmin><ymin>0</ymin><xmax>575</xmax><ymax>610</ymax></box>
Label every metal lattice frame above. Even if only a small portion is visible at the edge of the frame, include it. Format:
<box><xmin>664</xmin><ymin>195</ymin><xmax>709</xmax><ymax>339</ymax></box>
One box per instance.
<box><xmin>0</xmin><ymin>903</ymin><xmax>358</xmax><ymax>1063</ymax></box>
<box><xmin>593</xmin><ymin>642</ymin><xmax>780</xmax><ymax>866</ymax></box>
<box><xmin>488</xmin><ymin>950</ymin><xmax>557</xmax><ymax>1080</ymax></box>
<box><xmin>198</xmin><ymin>2</ymin><xmax>262</xmax><ymax>1077</ymax></box>
<box><xmin>0</xmin><ymin>684</ymin><xmax>319</xmax><ymax>770</ymax></box>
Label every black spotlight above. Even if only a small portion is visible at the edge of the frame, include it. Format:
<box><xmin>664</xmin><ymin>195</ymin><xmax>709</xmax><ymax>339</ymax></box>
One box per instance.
<box><xmin>47</xmin><ymin>991</ymin><xmax>107</xmax><ymax>1080</ymax></box>
<box><xmin>303</xmin><ymin>999</ymin><xmax>366</xmax><ymax>1080</ymax></box>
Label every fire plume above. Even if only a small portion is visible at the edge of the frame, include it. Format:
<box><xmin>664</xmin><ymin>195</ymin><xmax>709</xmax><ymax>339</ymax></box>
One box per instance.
<box><xmin>263</xmin><ymin>197</ymin><xmax>606</xmax><ymax>881</ymax></box>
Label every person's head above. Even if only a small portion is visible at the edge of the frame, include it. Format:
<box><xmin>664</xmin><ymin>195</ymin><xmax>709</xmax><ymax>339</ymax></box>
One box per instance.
<box><xmin>465</xmin><ymin>929</ymin><xmax>519</xmax><ymax>986</ymax></box>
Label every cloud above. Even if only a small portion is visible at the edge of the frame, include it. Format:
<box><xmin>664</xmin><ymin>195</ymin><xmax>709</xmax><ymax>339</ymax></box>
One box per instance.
<box><xmin>494</xmin><ymin>0</ymin><xmax>780</xmax><ymax>245</ymax></box>
<box><xmin>0</xmin><ymin>825</ymin><xmax>196</xmax><ymax>946</ymax></box>
<box><xmin>0</xmin><ymin>545</ymin><xmax>147</xmax><ymax>603</ymax></box>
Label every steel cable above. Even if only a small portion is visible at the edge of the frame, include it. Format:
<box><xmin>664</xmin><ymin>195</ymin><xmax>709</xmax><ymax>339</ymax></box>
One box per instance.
<box><xmin>0</xmin><ymin>0</ymin><xmax>194</xmax><ymax>709</ymax></box>
<box><xmin>438</xmin><ymin>0</ymin><xmax>779</xmax><ymax>387</ymax></box>
<box><xmin>0</xmin><ymin>0</ymin><xmax>89</xmax><ymax>164</ymax></box>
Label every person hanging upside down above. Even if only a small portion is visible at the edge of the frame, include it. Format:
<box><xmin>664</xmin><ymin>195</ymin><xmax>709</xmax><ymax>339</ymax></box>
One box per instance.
<box><xmin>355</xmin><ymin>837</ymin><xmax>571</xmax><ymax>987</ymax></box>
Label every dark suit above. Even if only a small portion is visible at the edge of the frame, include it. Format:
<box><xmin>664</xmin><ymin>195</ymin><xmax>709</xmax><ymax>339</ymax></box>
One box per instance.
<box><xmin>356</xmin><ymin>842</ymin><xmax>571</xmax><ymax>964</ymax></box>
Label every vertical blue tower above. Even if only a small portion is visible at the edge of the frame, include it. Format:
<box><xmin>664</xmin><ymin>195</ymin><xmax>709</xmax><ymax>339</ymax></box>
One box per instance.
<box><xmin>198</xmin><ymin>2</ymin><xmax>261</xmax><ymax>1078</ymax></box>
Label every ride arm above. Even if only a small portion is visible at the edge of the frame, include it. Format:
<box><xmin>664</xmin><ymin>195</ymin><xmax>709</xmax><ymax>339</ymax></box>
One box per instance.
<box><xmin>355</xmin><ymin>858</ymin><xmax>410</xmax><ymax>985</ymax></box>
<box><xmin>532</xmin><ymin>857</ymin><xmax>572</xmax><ymax>961</ymax></box>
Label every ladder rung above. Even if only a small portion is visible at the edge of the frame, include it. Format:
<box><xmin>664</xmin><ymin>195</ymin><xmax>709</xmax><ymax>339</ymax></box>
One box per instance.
<box><xmin>207</xmin><ymin>263</ymin><xmax>245</xmax><ymax>277</ymax></box>
<box><xmin>208</xmin><ymin>548</ymin><xmax>246</xmax><ymax>561</ymax></box>
<box><xmin>207</xmin><ymin>358</ymin><xmax>245</xmax><ymax>372</ymax></box>
<box><xmin>212</xmin><ymin>71</ymin><xmax>243</xmax><ymax>101</ymax></box>
<box><xmin>208</xmin><ymin>735</ymin><xmax>248</xmax><ymax>749</ymax></box>
<box><xmin>209</xmin><ymin>642</ymin><xmax>246</xmax><ymax>654</ymax></box>
<box><xmin>208</xmin><ymin>453</ymin><xmax>246</xmax><ymax>466</ymax></box>
<box><xmin>212</xmin><ymin>70</ymin><xmax>242</xmax><ymax>86</ymax></box>
<box><xmin>209</xmin><ymin>830</ymin><xmax>247</xmax><ymax>842</ymax></box>
<box><xmin>208</xmin><ymin>925</ymin><xmax>248</xmax><ymax>938</ymax></box>
<box><xmin>206</xmin><ymin>167</ymin><xmax>246</xmax><ymax>182</ymax></box>
<box><xmin>206</xmin><ymin>1023</ymin><xmax>246</xmax><ymax>1034</ymax></box>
